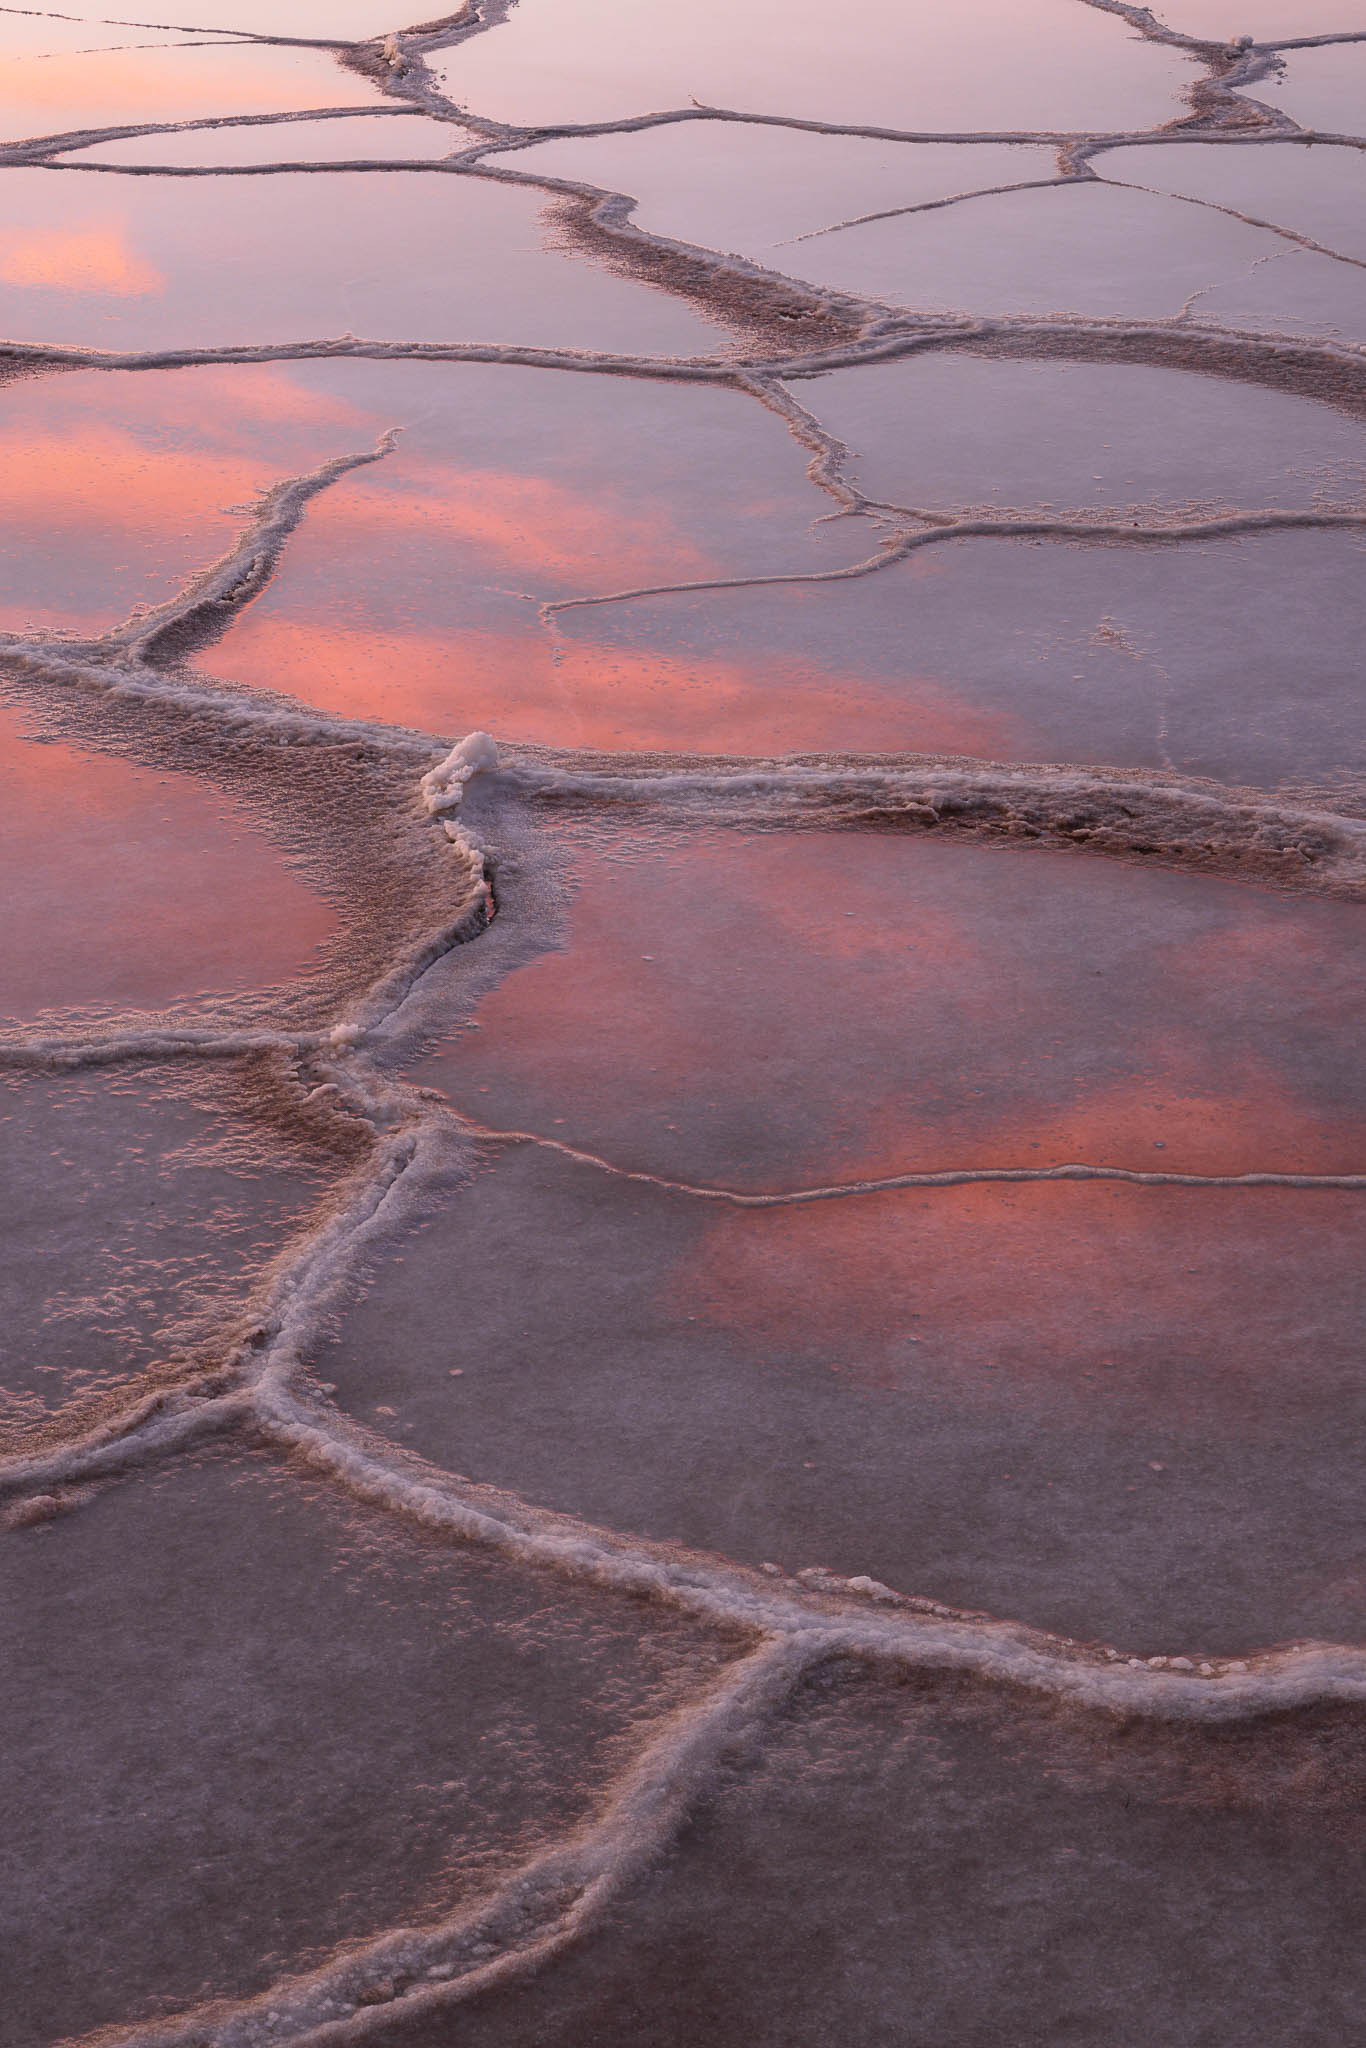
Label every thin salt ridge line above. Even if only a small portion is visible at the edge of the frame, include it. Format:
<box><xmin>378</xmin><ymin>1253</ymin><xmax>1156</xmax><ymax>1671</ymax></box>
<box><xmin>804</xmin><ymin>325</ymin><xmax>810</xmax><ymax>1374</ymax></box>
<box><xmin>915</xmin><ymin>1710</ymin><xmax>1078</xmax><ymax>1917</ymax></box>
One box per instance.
<box><xmin>502</xmin><ymin>757</ymin><xmax>1366</xmax><ymax>881</ymax></box>
<box><xmin>0</xmin><ymin>0</ymin><xmax>357</xmax><ymax>44</ymax></box>
<box><xmin>59</xmin><ymin>1626</ymin><xmax>1366</xmax><ymax>2046</ymax></box>
<box><xmin>416</xmin><ymin>109</ymin><xmax>1366</xmax><ymax>155</ymax></box>
<box><xmin>1096</xmin><ymin>170</ymin><xmax>1366</xmax><ymax>275</ymax></box>
<box><xmin>0</xmin><ymin>1027</ymin><xmax>330</xmax><ymax>1068</ymax></box>
<box><xmin>446</xmin><ymin>1116</ymin><xmax>1366</xmax><ymax>1200</ymax></box>
<box><xmin>539</xmin><ymin>506</ymin><xmax>1366</xmax><ymax>619</ymax></box>
<box><xmin>100</xmin><ymin>430</ymin><xmax>402</xmax><ymax>662</ymax></box>
<box><xmin>785</xmin><ymin>167</ymin><xmax>1366</xmax><ymax>284</ymax></box>
<box><xmin>74</xmin><ymin>1638</ymin><xmax>814</xmax><ymax>2048</ymax></box>
<box><xmin>0</xmin><ymin>104</ymin><xmax>426</xmax><ymax>163</ymax></box>
<box><xmin>6</xmin><ymin>305</ymin><xmax>1366</xmax><ymax>415</ymax></box>
<box><xmin>784</xmin><ymin>175</ymin><xmax>1082</xmax><ymax>245</ymax></box>
<box><xmin>42</xmin><ymin>152</ymin><xmax>487</xmax><ymax>173</ymax></box>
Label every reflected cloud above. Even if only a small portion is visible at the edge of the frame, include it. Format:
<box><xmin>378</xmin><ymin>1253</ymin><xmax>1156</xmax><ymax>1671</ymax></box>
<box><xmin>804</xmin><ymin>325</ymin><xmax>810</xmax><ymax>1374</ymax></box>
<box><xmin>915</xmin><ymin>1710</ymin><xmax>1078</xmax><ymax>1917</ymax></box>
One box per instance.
<box><xmin>0</xmin><ymin>225</ymin><xmax>162</xmax><ymax>296</ymax></box>
<box><xmin>667</xmin><ymin>1180</ymin><xmax>1366</xmax><ymax>1430</ymax></box>
<box><xmin>0</xmin><ymin>366</ymin><xmax>374</xmax><ymax>631</ymax></box>
<box><xmin>323</xmin><ymin>460</ymin><xmax>716</xmax><ymax>589</ymax></box>
<box><xmin>0</xmin><ymin>43</ymin><xmax>351</xmax><ymax>131</ymax></box>
<box><xmin>416</xmin><ymin>831</ymin><xmax>1366</xmax><ymax>1187</ymax></box>
<box><xmin>0</xmin><ymin>705</ymin><xmax>336</xmax><ymax>1018</ymax></box>
<box><xmin>220</xmin><ymin>611</ymin><xmax>1014</xmax><ymax>754</ymax></box>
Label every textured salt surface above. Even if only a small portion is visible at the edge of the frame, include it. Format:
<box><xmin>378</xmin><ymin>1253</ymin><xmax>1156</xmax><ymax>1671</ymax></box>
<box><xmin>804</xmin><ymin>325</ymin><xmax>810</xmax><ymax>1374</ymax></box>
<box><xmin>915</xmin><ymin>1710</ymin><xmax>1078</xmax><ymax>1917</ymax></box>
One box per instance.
<box><xmin>549</xmin><ymin>526</ymin><xmax>1366</xmax><ymax>781</ymax></box>
<box><xmin>407</xmin><ymin>1669</ymin><xmax>1366</xmax><ymax>2048</ymax></box>
<box><xmin>2</xmin><ymin>1443</ymin><xmax>731</xmax><ymax>2046</ymax></box>
<box><xmin>411</xmin><ymin>827</ymin><xmax>1366</xmax><ymax>1182</ymax></box>
<box><xmin>809</xmin><ymin>355</ymin><xmax>1366</xmax><ymax>524</ymax></box>
<box><xmin>1170</xmin><ymin>244</ymin><xmax>1366</xmax><ymax>346</ymax></box>
<box><xmin>318</xmin><ymin>1138</ymin><xmax>1366</xmax><ymax>1653</ymax></box>
<box><xmin>323</xmin><ymin>828</ymin><xmax>1366</xmax><ymax>1653</ymax></box>
<box><xmin>4</xmin><ymin>0</ymin><xmax>1366</xmax><ymax>2038</ymax></box>
<box><xmin>0</xmin><ymin>1063</ymin><xmax>337</xmax><ymax>1448</ymax></box>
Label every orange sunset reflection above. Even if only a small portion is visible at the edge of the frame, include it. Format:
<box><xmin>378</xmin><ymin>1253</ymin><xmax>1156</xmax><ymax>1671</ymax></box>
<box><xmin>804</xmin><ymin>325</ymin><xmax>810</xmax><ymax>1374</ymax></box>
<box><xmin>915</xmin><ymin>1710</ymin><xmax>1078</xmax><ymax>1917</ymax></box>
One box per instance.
<box><xmin>663</xmin><ymin>1179</ymin><xmax>1366</xmax><ymax>1430</ymax></box>
<box><xmin>218</xmin><ymin>610</ymin><xmax>1014</xmax><ymax>753</ymax></box>
<box><xmin>0</xmin><ymin>226</ymin><xmax>162</xmax><ymax>295</ymax></box>
<box><xmin>0</xmin><ymin>706</ymin><xmax>336</xmax><ymax>1017</ymax></box>
<box><xmin>419</xmin><ymin>831</ymin><xmax>1366</xmax><ymax>1183</ymax></box>
<box><xmin>0</xmin><ymin>44</ymin><xmax>355</xmax><ymax>137</ymax></box>
<box><xmin>0</xmin><ymin>366</ymin><xmax>372</xmax><ymax>632</ymax></box>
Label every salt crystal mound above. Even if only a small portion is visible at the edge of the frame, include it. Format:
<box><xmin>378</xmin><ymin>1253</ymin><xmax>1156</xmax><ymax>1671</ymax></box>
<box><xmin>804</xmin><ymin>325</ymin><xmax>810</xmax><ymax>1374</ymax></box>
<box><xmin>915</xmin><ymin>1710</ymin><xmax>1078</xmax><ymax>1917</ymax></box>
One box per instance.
<box><xmin>5</xmin><ymin>0</ymin><xmax>1366</xmax><ymax>2041</ymax></box>
<box><xmin>420</xmin><ymin>728</ymin><xmax>498</xmax><ymax>812</ymax></box>
<box><xmin>414</xmin><ymin>1667</ymin><xmax>1366</xmax><ymax>2048</ymax></box>
<box><xmin>2</xmin><ymin>1442</ymin><xmax>734</xmax><ymax>2048</ymax></box>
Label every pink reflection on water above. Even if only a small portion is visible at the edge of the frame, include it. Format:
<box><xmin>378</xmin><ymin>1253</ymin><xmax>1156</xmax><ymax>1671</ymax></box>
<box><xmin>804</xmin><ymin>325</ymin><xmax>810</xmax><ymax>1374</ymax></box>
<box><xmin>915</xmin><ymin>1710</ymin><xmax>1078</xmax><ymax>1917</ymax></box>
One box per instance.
<box><xmin>0</xmin><ymin>225</ymin><xmax>161</xmax><ymax>296</ymax></box>
<box><xmin>0</xmin><ymin>366</ymin><xmax>369</xmax><ymax>634</ymax></box>
<box><xmin>666</xmin><ymin>1180</ymin><xmax>1366</xmax><ymax>1432</ymax></box>
<box><xmin>222</xmin><ymin>611</ymin><xmax>1010</xmax><ymax>753</ymax></box>
<box><xmin>0</xmin><ymin>705</ymin><xmax>337</xmax><ymax>1018</ymax></box>
<box><xmin>0</xmin><ymin>42</ymin><xmax>355</xmax><ymax>140</ymax></box>
<box><xmin>416</xmin><ymin>831</ymin><xmax>1366</xmax><ymax>1185</ymax></box>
